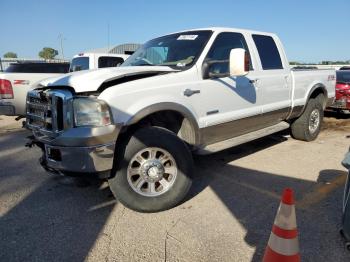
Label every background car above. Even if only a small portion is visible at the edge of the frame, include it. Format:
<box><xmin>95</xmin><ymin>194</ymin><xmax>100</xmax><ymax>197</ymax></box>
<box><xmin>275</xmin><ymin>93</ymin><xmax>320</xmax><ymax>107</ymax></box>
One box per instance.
<box><xmin>329</xmin><ymin>70</ymin><xmax>350</xmax><ymax>113</ymax></box>
<box><xmin>0</xmin><ymin>61</ymin><xmax>70</xmax><ymax>116</ymax></box>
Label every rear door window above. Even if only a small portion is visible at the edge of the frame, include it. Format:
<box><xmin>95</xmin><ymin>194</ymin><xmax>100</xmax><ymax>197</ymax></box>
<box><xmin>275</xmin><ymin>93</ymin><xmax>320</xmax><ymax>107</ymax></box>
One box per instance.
<box><xmin>252</xmin><ymin>35</ymin><xmax>283</xmax><ymax>70</ymax></box>
<box><xmin>98</xmin><ymin>57</ymin><xmax>124</xmax><ymax>68</ymax></box>
<box><xmin>70</xmin><ymin>57</ymin><xmax>90</xmax><ymax>72</ymax></box>
<box><xmin>336</xmin><ymin>71</ymin><xmax>350</xmax><ymax>83</ymax></box>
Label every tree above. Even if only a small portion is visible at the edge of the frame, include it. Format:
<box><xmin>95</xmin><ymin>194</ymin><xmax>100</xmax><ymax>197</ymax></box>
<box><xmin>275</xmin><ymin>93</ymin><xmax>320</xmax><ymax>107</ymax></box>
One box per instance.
<box><xmin>289</xmin><ymin>61</ymin><xmax>301</xmax><ymax>65</ymax></box>
<box><xmin>3</xmin><ymin>52</ymin><xmax>18</xmax><ymax>58</ymax></box>
<box><xmin>38</xmin><ymin>47</ymin><xmax>58</xmax><ymax>59</ymax></box>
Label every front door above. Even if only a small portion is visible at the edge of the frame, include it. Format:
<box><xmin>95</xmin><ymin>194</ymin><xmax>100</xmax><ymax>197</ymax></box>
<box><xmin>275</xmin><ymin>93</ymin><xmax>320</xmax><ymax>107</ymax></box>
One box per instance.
<box><xmin>190</xmin><ymin>32</ymin><xmax>265</xmax><ymax>145</ymax></box>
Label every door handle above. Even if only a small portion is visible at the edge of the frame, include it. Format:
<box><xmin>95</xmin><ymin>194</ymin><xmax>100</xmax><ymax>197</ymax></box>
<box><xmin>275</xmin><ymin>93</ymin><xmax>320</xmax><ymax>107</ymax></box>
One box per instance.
<box><xmin>183</xmin><ymin>89</ymin><xmax>200</xmax><ymax>97</ymax></box>
<box><xmin>284</xmin><ymin>75</ymin><xmax>289</xmax><ymax>88</ymax></box>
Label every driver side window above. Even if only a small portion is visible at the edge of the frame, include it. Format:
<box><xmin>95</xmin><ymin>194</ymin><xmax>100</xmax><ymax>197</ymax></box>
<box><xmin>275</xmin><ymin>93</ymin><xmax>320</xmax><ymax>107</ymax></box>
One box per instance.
<box><xmin>205</xmin><ymin>32</ymin><xmax>253</xmax><ymax>74</ymax></box>
<box><xmin>145</xmin><ymin>47</ymin><xmax>169</xmax><ymax>64</ymax></box>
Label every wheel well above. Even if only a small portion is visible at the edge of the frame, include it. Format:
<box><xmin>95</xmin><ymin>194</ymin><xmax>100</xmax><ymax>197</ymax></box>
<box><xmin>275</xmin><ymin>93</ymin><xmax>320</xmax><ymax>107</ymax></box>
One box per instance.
<box><xmin>122</xmin><ymin>110</ymin><xmax>197</xmax><ymax>146</ymax></box>
<box><xmin>309</xmin><ymin>86</ymin><xmax>327</xmax><ymax>109</ymax></box>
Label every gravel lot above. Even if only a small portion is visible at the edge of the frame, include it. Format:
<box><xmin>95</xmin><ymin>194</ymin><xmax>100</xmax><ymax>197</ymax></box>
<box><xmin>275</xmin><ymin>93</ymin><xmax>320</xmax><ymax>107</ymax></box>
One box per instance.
<box><xmin>0</xmin><ymin>113</ymin><xmax>350</xmax><ymax>262</ymax></box>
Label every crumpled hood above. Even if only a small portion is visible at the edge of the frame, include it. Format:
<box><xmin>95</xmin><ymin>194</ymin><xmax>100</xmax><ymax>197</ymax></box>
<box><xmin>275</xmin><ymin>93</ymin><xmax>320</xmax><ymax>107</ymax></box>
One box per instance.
<box><xmin>39</xmin><ymin>66</ymin><xmax>178</xmax><ymax>93</ymax></box>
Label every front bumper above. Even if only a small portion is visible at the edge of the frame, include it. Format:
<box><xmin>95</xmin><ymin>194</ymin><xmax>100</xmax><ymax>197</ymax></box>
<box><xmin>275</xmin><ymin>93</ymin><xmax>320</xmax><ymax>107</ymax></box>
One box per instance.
<box><xmin>34</xmin><ymin>125</ymin><xmax>121</xmax><ymax>175</ymax></box>
<box><xmin>0</xmin><ymin>101</ymin><xmax>15</xmax><ymax>115</ymax></box>
<box><xmin>329</xmin><ymin>98</ymin><xmax>350</xmax><ymax>110</ymax></box>
<box><xmin>43</xmin><ymin>142</ymin><xmax>115</xmax><ymax>174</ymax></box>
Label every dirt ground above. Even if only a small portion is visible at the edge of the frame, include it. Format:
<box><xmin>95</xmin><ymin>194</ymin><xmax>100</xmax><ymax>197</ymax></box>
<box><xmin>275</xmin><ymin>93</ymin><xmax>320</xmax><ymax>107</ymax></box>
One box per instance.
<box><xmin>323</xmin><ymin>111</ymin><xmax>350</xmax><ymax>132</ymax></box>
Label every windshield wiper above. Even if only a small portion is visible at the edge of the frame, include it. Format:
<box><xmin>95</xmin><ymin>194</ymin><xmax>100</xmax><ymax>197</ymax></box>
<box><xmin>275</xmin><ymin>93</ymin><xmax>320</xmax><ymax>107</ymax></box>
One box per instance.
<box><xmin>134</xmin><ymin>63</ymin><xmax>155</xmax><ymax>66</ymax></box>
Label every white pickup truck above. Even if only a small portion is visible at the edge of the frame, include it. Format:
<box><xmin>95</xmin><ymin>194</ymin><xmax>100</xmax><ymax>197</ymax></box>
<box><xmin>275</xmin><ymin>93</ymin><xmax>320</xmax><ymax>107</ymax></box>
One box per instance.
<box><xmin>0</xmin><ymin>62</ymin><xmax>69</xmax><ymax>116</ymax></box>
<box><xmin>26</xmin><ymin>27</ymin><xmax>335</xmax><ymax>212</ymax></box>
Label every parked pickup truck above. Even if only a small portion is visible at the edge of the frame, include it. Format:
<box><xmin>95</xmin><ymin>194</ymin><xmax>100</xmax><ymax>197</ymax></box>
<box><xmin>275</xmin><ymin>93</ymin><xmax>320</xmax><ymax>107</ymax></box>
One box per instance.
<box><xmin>69</xmin><ymin>53</ymin><xmax>129</xmax><ymax>72</ymax></box>
<box><xmin>0</xmin><ymin>62</ymin><xmax>69</xmax><ymax>116</ymax></box>
<box><xmin>26</xmin><ymin>27</ymin><xmax>335</xmax><ymax>212</ymax></box>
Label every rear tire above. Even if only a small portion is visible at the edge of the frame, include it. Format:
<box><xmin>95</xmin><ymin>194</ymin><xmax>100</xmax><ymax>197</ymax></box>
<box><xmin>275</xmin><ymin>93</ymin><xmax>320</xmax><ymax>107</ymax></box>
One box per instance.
<box><xmin>290</xmin><ymin>95</ymin><xmax>324</xmax><ymax>141</ymax></box>
<box><xmin>108</xmin><ymin>127</ymin><xmax>193</xmax><ymax>212</ymax></box>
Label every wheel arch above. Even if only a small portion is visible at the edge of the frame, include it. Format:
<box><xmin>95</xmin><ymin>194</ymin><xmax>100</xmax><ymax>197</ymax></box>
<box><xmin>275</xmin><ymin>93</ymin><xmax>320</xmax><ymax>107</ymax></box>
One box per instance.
<box><xmin>306</xmin><ymin>83</ymin><xmax>328</xmax><ymax>109</ymax></box>
<box><xmin>289</xmin><ymin>83</ymin><xmax>328</xmax><ymax>121</ymax></box>
<box><xmin>122</xmin><ymin>102</ymin><xmax>201</xmax><ymax>147</ymax></box>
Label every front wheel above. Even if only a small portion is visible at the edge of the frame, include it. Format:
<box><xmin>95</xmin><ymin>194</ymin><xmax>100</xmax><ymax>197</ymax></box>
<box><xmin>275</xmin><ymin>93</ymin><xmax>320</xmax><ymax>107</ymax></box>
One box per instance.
<box><xmin>108</xmin><ymin>127</ymin><xmax>193</xmax><ymax>212</ymax></box>
<box><xmin>290</xmin><ymin>95</ymin><xmax>324</xmax><ymax>141</ymax></box>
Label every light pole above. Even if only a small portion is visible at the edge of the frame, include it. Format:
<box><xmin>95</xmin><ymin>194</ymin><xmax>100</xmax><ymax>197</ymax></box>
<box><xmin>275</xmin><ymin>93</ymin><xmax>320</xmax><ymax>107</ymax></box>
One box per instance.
<box><xmin>107</xmin><ymin>22</ymin><xmax>110</xmax><ymax>52</ymax></box>
<box><xmin>58</xmin><ymin>33</ymin><xmax>65</xmax><ymax>60</ymax></box>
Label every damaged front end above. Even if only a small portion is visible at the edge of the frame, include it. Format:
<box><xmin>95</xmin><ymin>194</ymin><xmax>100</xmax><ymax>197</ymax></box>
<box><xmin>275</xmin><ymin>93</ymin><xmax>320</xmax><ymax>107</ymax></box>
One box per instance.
<box><xmin>25</xmin><ymin>88</ymin><xmax>120</xmax><ymax>178</ymax></box>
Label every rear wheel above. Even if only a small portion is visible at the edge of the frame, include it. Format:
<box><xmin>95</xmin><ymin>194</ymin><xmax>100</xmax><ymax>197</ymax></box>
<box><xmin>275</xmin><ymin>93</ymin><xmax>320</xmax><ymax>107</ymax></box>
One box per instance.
<box><xmin>290</xmin><ymin>95</ymin><xmax>324</xmax><ymax>141</ymax></box>
<box><xmin>108</xmin><ymin>127</ymin><xmax>193</xmax><ymax>212</ymax></box>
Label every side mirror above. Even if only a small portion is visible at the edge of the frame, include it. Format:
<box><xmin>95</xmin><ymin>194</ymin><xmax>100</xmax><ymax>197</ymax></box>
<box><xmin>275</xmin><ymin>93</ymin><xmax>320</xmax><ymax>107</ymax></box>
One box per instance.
<box><xmin>202</xmin><ymin>48</ymin><xmax>250</xmax><ymax>79</ymax></box>
<box><xmin>229</xmin><ymin>48</ymin><xmax>249</xmax><ymax>77</ymax></box>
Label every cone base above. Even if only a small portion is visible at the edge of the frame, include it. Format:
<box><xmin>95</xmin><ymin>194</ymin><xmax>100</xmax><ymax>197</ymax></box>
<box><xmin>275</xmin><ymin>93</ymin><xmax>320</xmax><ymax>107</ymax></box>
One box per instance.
<box><xmin>263</xmin><ymin>246</ymin><xmax>300</xmax><ymax>262</ymax></box>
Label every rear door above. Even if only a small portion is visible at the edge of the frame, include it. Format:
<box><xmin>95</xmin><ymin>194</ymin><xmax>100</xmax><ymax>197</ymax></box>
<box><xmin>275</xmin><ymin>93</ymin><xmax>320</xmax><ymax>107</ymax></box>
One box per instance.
<box><xmin>250</xmin><ymin>34</ymin><xmax>292</xmax><ymax>124</ymax></box>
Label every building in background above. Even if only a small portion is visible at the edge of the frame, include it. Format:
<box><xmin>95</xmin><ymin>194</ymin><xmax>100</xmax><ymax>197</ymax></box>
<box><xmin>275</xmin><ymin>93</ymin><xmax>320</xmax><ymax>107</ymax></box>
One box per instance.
<box><xmin>86</xmin><ymin>43</ymin><xmax>141</xmax><ymax>55</ymax></box>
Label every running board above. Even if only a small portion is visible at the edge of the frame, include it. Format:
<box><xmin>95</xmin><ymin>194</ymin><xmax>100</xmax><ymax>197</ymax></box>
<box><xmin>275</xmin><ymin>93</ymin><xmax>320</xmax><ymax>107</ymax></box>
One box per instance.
<box><xmin>197</xmin><ymin>122</ymin><xmax>290</xmax><ymax>155</ymax></box>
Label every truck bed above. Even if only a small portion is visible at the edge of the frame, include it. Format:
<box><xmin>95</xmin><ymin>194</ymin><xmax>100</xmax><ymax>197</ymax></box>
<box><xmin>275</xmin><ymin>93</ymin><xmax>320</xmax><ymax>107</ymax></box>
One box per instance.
<box><xmin>291</xmin><ymin>68</ymin><xmax>336</xmax><ymax>108</ymax></box>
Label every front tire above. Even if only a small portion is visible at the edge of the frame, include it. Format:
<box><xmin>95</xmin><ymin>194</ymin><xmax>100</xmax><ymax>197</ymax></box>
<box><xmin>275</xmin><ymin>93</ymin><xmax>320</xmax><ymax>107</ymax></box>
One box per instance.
<box><xmin>108</xmin><ymin>127</ymin><xmax>193</xmax><ymax>212</ymax></box>
<box><xmin>290</xmin><ymin>95</ymin><xmax>324</xmax><ymax>141</ymax></box>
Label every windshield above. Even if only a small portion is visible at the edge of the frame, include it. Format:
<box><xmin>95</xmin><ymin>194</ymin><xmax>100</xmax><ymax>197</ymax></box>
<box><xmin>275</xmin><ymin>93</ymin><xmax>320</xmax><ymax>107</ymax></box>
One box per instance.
<box><xmin>336</xmin><ymin>70</ymin><xmax>350</xmax><ymax>83</ymax></box>
<box><xmin>122</xmin><ymin>30</ymin><xmax>212</xmax><ymax>69</ymax></box>
<box><xmin>70</xmin><ymin>57</ymin><xmax>89</xmax><ymax>72</ymax></box>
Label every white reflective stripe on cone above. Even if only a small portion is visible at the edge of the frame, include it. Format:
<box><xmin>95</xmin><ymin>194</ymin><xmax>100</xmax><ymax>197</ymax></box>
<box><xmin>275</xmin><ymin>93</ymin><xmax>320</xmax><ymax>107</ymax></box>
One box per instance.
<box><xmin>268</xmin><ymin>232</ymin><xmax>299</xmax><ymax>256</ymax></box>
<box><xmin>274</xmin><ymin>202</ymin><xmax>297</xmax><ymax>230</ymax></box>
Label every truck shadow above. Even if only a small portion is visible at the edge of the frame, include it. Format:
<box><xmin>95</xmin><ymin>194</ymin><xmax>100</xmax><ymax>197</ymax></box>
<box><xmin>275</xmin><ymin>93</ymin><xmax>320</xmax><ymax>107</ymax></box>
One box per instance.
<box><xmin>324</xmin><ymin>110</ymin><xmax>350</xmax><ymax>120</ymax></box>
<box><xmin>190</xmin><ymin>134</ymin><xmax>349</xmax><ymax>261</ymax></box>
<box><xmin>0</xmin><ymin>129</ymin><xmax>118</xmax><ymax>262</ymax></box>
<box><xmin>0</xmin><ymin>174</ymin><xmax>118</xmax><ymax>262</ymax></box>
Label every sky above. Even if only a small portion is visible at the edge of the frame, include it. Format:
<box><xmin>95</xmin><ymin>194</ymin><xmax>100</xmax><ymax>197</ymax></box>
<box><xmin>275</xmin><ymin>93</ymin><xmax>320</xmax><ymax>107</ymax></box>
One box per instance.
<box><xmin>1</xmin><ymin>0</ymin><xmax>349</xmax><ymax>63</ymax></box>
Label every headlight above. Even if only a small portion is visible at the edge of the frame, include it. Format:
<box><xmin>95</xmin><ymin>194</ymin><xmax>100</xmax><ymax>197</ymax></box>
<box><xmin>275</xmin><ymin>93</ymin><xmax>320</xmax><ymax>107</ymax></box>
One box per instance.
<box><xmin>73</xmin><ymin>98</ymin><xmax>112</xmax><ymax>127</ymax></box>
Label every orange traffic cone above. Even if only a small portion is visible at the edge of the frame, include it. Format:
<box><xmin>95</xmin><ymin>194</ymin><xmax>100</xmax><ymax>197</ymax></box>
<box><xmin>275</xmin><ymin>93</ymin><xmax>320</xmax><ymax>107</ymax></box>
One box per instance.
<box><xmin>263</xmin><ymin>188</ymin><xmax>300</xmax><ymax>262</ymax></box>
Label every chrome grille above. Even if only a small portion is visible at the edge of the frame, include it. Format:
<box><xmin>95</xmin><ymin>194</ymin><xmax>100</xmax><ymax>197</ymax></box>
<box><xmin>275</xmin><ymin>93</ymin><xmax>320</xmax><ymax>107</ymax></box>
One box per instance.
<box><xmin>26</xmin><ymin>89</ymin><xmax>73</xmax><ymax>138</ymax></box>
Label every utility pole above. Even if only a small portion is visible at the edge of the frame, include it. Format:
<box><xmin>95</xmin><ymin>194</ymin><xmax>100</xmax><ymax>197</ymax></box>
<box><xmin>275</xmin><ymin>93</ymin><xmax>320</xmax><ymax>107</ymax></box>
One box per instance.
<box><xmin>107</xmin><ymin>22</ymin><xmax>110</xmax><ymax>52</ymax></box>
<box><xmin>58</xmin><ymin>33</ymin><xmax>65</xmax><ymax>60</ymax></box>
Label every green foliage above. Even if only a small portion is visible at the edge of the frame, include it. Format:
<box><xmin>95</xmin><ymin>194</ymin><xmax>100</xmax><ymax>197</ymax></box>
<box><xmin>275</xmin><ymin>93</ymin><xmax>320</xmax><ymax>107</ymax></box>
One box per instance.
<box><xmin>3</xmin><ymin>52</ymin><xmax>18</xmax><ymax>58</ymax></box>
<box><xmin>289</xmin><ymin>61</ymin><xmax>301</xmax><ymax>65</ymax></box>
<box><xmin>321</xmin><ymin>60</ymin><xmax>350</xmax><ymax>65</ymax></box>
<box><xmin>290</xmin><ymin>60</ymin><xmax>350</xmax><ymax>65</ymax></box>
<box><xmin>38</xmin><ymin>47</ymin><xmax>58</xmax><ymax>59</ymax></box>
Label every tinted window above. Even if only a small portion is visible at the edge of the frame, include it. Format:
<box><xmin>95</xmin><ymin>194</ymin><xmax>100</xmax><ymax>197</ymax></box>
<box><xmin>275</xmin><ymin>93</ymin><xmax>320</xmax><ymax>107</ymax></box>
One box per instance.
<box><xmin>98</xmin><ymin>56</ymin><xmax>124</xmax><ymax>68</ymax></box>
<box><xmin>5</xmin><ymin>63</ymin><xmax>69</xmax><ymax>73</ymax></box>
<box><xmin>252</xmin><ymin>35</ymin><xmax>283</xmax><ymax>70</ymax></box>
<box><xmin>205</xmin><ymin>32</ymin><xmax>253</xmax><ymax>74</ymax></box>
<box><xmin>336</xmin><ymin>71</ymin><xmax>350</xmax><ymax>83</ymax></box>
<box><xmin>70</xmin><ymin>57</ymin><xmax>90</xmax><ymax>72</ymax></box>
